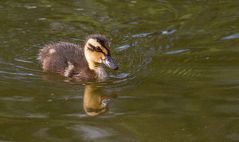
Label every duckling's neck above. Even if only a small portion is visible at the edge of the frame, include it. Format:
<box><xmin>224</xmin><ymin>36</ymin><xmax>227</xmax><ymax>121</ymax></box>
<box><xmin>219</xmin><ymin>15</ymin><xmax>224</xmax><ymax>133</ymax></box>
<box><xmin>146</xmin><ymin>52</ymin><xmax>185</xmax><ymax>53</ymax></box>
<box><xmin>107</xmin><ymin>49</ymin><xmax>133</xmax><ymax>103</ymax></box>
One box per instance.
<box><xmin>83</xmin><ymin>45</ymin><xmax>107</xmax><ymax>81</ymax></box>
<box><xmin>88</xmin><ymin>62</ymin><xmax>107</xmax><ymax>81</ymax></box>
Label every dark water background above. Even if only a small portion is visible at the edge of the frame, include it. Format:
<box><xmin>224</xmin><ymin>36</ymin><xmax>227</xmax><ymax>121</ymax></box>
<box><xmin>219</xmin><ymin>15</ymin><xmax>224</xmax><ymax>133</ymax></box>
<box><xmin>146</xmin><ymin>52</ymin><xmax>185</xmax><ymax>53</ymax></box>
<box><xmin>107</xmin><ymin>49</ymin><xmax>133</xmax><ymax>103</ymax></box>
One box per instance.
<box><xmin>0</xmin><ymin>0</ymin><xmax>239</xmax><ymax>141</ymax></box>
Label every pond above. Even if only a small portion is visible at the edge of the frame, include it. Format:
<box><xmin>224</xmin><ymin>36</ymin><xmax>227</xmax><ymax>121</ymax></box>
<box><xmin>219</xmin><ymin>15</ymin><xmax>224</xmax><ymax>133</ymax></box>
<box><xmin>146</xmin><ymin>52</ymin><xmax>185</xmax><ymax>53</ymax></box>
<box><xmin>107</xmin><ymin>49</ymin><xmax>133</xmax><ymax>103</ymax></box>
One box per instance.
<box><xmin>0</xmin><ymin>0</ymin><xmax>239</xmax><ymax>141</ymax></box>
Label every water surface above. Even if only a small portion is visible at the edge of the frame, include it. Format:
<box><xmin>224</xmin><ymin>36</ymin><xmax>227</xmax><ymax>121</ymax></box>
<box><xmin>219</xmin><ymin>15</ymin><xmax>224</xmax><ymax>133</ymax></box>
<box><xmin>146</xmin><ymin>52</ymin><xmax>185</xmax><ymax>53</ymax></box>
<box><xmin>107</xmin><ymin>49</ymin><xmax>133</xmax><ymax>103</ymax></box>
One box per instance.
<box><xmin>0</xmin><ymin>0</ymin><xmax>239</xmax><ymax>141</ymax></box>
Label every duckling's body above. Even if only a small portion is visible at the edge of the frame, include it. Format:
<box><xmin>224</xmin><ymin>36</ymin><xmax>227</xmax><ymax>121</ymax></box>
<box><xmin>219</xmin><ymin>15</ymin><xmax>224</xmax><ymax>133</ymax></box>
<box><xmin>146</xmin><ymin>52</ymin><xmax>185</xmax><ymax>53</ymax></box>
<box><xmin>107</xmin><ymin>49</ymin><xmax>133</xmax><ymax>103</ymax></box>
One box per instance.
<box><xmin>38</xmin><ymin>34</ymin><xmax>118</xmax><ymax>81</ymax></box>
<box><xmin>38</xmin><ymin>42</ymin><xmax>96</xmax><ymax>80</ymax></box>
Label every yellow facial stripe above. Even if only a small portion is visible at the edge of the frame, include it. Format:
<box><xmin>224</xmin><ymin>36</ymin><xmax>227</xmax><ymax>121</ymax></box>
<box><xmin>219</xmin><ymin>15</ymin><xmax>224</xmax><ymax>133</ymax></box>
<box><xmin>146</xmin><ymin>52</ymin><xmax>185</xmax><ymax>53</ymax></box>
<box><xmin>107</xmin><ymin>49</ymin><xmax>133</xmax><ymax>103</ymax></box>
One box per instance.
<box><xmin>88</xmin><ymin>39</ymin><xmax>100</xmax><ymax>47</ymax></box>
<box><xmin>87</xmin><ymin>39</ymin><xmax>108</xmax><ymax>55</ymax></box>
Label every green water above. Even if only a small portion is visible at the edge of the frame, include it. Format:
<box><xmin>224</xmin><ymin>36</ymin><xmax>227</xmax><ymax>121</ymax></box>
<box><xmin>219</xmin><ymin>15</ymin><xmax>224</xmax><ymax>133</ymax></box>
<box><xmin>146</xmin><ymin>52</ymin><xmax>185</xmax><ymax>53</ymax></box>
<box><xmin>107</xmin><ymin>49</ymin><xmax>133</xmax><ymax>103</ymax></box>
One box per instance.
<box><xmin>0</xmin><ymin>0</ymin><xmax>239</xmax><ymax>141</ymax></box>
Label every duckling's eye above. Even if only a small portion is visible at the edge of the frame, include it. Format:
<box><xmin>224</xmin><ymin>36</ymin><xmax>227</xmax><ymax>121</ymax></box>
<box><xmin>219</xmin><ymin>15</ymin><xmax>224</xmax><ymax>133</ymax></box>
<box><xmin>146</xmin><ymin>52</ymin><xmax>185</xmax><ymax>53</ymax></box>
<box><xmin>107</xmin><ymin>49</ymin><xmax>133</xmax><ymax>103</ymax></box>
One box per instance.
<box><xmin>95</xmin><ymin>46</ymin><xmax>103</xmax><ymax>52</ymax></box>
<box><xmin>88</xmin><ymin>44</ymin><xmax>102</xmax><ymax>52</ymax></box>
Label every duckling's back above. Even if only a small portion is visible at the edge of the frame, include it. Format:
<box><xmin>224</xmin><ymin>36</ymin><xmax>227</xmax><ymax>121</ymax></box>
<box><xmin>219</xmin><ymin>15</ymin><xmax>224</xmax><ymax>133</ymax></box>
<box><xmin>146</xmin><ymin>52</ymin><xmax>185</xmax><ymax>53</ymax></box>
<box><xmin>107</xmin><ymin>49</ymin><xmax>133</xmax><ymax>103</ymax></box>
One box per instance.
<box><xmin>38</xmin><ymin>42</ymin><xmax>95</xmax><ymax>80</ymax></box>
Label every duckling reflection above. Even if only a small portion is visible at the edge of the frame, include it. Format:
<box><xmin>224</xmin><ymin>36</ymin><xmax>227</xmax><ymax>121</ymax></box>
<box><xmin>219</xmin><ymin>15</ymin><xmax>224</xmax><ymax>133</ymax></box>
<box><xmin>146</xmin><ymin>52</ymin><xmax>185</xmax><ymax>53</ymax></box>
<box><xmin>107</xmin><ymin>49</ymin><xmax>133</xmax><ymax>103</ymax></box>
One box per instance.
<box><xmin>83</xmin><ymin>85</ymin><xmax>117</xmax><ymax>116</ymax></box>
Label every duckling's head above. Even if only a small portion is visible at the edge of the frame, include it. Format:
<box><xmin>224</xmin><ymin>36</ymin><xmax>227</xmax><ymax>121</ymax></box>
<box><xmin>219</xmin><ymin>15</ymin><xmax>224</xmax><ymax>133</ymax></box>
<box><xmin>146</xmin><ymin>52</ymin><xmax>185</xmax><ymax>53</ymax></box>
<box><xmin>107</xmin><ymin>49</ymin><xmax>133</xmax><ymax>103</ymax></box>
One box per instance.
<box><xmin>84</xmin><ymin>34</ymin><xmax>118</xmax><ymax>71</ymax></box>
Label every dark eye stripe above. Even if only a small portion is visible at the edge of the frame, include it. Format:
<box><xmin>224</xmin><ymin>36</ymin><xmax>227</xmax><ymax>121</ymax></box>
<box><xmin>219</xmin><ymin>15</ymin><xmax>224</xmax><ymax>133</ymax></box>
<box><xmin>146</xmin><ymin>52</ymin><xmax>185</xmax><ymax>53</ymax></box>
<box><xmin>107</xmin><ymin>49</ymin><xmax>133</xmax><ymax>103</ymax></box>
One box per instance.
<box><xmin>105</xmin><ymin>48</ymin><xmax>110</xmax><ymax>56</ymax></box>
<box><xmin>88</xmin><ymin>44</ymin><xmax>95</xmax><ymax>51</ymax></box>
<box><xmin>88</xmin><ymin>44</ymin><xmax>106</xmax><ymax>54</ymax></box>
<box><xmin>96</xmin><ymin>39</ymin><xmax>105</xmax><ymax>47</ymax></box>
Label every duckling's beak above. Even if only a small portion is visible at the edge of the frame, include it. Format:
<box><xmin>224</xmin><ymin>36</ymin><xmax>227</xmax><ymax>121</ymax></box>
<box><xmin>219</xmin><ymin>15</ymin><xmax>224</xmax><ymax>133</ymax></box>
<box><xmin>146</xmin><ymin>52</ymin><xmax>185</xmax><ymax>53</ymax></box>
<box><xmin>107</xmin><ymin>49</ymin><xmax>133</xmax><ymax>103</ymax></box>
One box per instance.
<box><xmin>103</xmin><ymin>55</ymin><xmax>118</xmax><ymax>70</ymax></box>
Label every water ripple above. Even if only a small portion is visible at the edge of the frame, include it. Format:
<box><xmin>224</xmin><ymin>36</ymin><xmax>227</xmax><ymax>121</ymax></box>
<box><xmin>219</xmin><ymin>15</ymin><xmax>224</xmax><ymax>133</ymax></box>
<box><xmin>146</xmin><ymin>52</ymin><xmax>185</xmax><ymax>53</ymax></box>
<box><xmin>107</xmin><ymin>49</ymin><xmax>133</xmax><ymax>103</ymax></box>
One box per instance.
<box><xmin>162</xmin><ymin>29</ymin><xmax>177</xmax><ymax>35</ymax></box>
<box><xmin>165</xmin><ymin>49</ymin><xmax>190</xmax><ymax>55</ymax></box>
<box><xmin>0</xmin><ymin>70</ymin><xmax>34</xmax><ymax>77</ymax></box>
<box><xmin>115</xmin><ymin>44</ymin><xmax>131</xmax><ymax>52</ymax></box>
<box><xmin>0</xmin><ymin>96</ymin><xmax>33</xmax><ymax>102</ymax></box>
<box><xmin>131</xmin><ymin>32</ymin><xmax>153</xmax><ymax>38</ymax></box>
<box><xmin>222</xmin><ymin>33</ymin><xmax>239</xmax><ymax>40</ymax></box>
<box><xmin>69</xmin><ymin>125</ymin><xmax>114</xmax><ymax>140</ymax></box>
<box><xmin>14</xmin><ymin>58</ymin><xmax>33</xmax><ymax>64</ymax></box>
<box><xmin>110</xmin><ymin>73</ymin><xmax>130</xmax><ymax>79</ymax></box>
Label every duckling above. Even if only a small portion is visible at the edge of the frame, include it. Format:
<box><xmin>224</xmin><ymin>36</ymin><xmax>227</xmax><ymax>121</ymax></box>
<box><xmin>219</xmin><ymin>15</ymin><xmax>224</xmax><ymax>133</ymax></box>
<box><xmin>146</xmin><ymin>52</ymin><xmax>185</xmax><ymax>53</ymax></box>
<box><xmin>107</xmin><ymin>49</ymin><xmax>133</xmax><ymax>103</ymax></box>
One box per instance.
<box><xmin>38</xmin><ymin>34</ymin><xmax>118</xmax><ymax>81</ymax></box>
